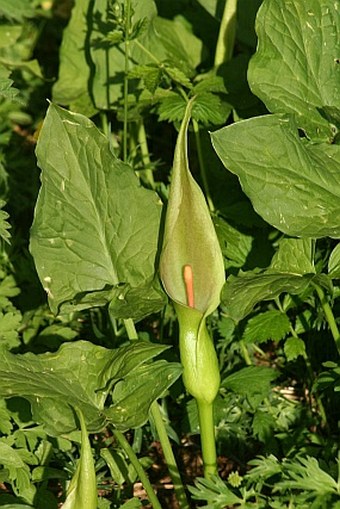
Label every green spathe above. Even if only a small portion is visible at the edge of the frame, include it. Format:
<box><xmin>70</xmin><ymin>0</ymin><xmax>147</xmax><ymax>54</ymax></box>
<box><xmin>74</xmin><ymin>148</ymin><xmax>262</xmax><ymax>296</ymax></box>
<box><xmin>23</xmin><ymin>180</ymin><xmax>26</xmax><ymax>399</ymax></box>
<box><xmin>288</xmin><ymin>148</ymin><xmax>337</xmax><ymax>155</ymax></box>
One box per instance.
<box><xmin>62</xmin><ymin>409</ymin><xmax>97</xmax><ymax>509</ymax></box>
<box><xmin>160</xmin><ymin>98</ymin><xmax>225</xmax><ymax>316</ymax></box>
<box><xmin>160</xmin><ymin>98</ymin><xmax>224</xmax><ymax>405</ymax></box>
<box><xmin>175</xmin><ymin>302</ymin><xmax>220</xmax><ymax>404</ymax></box>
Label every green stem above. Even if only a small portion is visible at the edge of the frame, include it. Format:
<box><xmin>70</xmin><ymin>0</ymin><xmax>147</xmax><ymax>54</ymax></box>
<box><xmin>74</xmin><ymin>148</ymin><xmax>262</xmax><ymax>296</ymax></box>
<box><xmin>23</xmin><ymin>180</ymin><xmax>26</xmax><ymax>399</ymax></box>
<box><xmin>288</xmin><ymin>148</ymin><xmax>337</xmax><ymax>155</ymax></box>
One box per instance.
<box><xmin>123</xmin><ymin>0</ymin><xmax>131</xmax><ymax>163</ymax></box>
<box><xmin>313</xmin><ymin>284</ymin><xmax>340</xmax><ymax>356</ymax></box>
<box><xmin>123</xmin><ymin>318</ymin><xmax>189</xmax><ymax>509</ymax></box>
<box><xmin>113</xmin><ymin>429</ymin><xmax>162</xmax><ymax>509</ymax></box>
<box><xmin>192</xmin><ymin>119</ymin><xmax>214</xmax><ymax>212</ymax></box>
<box><xmin>138</xmin><ymin>121</ymin><xmax>156</xmax><ymax>189</ymax></box>
<box><xmin>239</xmin><ymin>339</ymin><xmax>252</xmax><ymax>366</ymax></box>
<box><xmin>150</xmin><ymin>402</ymin><xmax>190</xmax><ymax>508</ymax></box>
<box><xmin>197</xmin><ymin>400</ymin><xmax>217</xmax><ymax>478</ymax></box>
<box><xmin>214</xmin><ymin>0</ymin><xmax>238</xmax><ymax>66</ymax></box>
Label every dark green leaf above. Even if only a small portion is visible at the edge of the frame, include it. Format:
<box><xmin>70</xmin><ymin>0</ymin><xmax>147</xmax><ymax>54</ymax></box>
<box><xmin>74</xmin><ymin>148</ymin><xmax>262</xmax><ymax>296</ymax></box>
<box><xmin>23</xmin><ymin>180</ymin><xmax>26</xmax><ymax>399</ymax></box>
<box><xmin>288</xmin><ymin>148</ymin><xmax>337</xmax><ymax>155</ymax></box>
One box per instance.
<box><xmin>0</xmin><ymin>340</ymin><xmax>174</xmax><ymax>435</ymax></box>
<box><xmin>221</xmin><ymin>270</ymin><xmax>313</xmax><ymax>323</ymax></box>
<box><xmin>106</xmin><ymin>360</ymin><xmax>182</xmax><ymax>430</ymax></box>
<box><xmin>243</xmin><ymin>310</ymin><xmax>290</xmax><ymax>344</ymax></box>
<box><xmin>252</xmin><ymin>410</ymin><xmax>276</xmax><ymax>442</ymax></box>
<box><xmin>222</xmin><ymin>366</ymin><xmax>278</xmax><ymax>407</ymax></box>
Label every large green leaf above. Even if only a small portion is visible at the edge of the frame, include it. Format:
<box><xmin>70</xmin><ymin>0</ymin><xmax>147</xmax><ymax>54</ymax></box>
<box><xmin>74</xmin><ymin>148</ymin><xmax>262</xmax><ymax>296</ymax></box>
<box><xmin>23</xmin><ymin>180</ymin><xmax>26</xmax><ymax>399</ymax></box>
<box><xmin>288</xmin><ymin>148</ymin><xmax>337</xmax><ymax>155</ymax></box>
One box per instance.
<box><xmin>211</xmin><ymin>114</ymin><xmax>340</xmax><ymax>238</ymax></box>
<box><xmin>0</xmin><ymin>341</ymin><xmax>181</xmax><ymax>435</ymax></box>
<box><xmin>30</xmin><ymin>103</ymin><xmax>165</xmax><ymax>319</ymax></box>
<box><xmin>221</xmin><ymin>270</ymin><xmax>314</xmax><ymax>323</ymax></box>
<box><xmin>248</xmin><ymin>0</ymin><xmax>340</xmax><ymax>141</ymax></box>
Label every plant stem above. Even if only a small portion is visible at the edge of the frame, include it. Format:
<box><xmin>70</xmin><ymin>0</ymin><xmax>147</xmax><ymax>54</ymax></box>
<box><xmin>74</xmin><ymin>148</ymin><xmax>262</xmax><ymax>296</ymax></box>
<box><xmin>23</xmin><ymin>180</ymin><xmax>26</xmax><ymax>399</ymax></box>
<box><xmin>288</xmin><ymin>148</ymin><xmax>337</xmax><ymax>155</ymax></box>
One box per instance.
<box><xmin>123</xmin><ymin>318</ymin><xmax>189</xmax><ymax>509</ymax></box>
<box><xmin>214</xmin><ymin>0</ymin><xmax>238</xmax><ymax>66</ymax></box>
<box><xmin>197</xmin><ymin>400</ymin><xmax>217</xmax><ymax>478</ymax></box>
<box><xmin>150</xmin><ymin>402</ymin><xmax>190</xmax><ymax>508</ymax></box>
<box><xmin>192</xmin><ymin>119</ymin><xmax>214</xmax><ymax>212</ymax></box>
<box><xmin>138</xmin><ymin>121</ymin><xmax>156</xmax><ymax>189</ymax></box>
<box><xmin>239</xmin><ymin>339</ymin><xmax>252</xmax><ymax>366</ymax></box>
<box><xmin>113</xmin><ymin>429</ymin><xmax>162</xmax><ymax>509</ymax></box>
<box><xmin>123</xmin><ymin>0</ymin><xmax>131</xmax><ymax>163</ymax></box>
<box><xmin>313</xmin><ymin>284</ymin><xmax>340</xmax><ymax>356</ymax></box>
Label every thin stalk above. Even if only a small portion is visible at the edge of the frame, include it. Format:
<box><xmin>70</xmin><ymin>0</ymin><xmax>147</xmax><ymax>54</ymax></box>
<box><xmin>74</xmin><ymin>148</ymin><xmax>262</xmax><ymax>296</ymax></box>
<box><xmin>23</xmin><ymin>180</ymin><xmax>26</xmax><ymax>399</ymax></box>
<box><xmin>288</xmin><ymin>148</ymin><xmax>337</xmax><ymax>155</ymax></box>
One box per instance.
<box><xmin>313</xmin><ymin>283</ymin><xmax>340</xmax><ymax>356</ymax></box>
<box><xmin>192</xmin><ymin>119</ymin><xmax>214</xmax><ymax>212</ymax></box>
<box><xmin>197</xmin><ymin>400</ymin><xmax>217</xmax><ymax>478</ymax></box>
<box><xmin>113</xmin><ymin>429</ymin><xmax>162</xmax><ymax>509</ymax></box>
<box><xmin>214</xmin><ymin>0</ymin><xmax>238</xmax><ymax>66</ymax></box>
<box><xmin>138</xmin><ymin>121</ymin><xmax>156</xmax><ymax>189</ymax></box>
<box><xmin>239</xmin><ymin>339</ymin><xmax>252</xmax><ymax>366</ymax></box>
<box><xmin>150</xmin><ymin>402</ymin><xmax>190</xmax><ymax>508</ymax></box>
<box><xmin>123</xmin><ymin>0</ymin><xmax>131</xmax><ymax>163</ymax></box>
<box><xmin>123</xmin><ymin>318</ymin><xmax>190</xmax><ymax>509</ymax></box>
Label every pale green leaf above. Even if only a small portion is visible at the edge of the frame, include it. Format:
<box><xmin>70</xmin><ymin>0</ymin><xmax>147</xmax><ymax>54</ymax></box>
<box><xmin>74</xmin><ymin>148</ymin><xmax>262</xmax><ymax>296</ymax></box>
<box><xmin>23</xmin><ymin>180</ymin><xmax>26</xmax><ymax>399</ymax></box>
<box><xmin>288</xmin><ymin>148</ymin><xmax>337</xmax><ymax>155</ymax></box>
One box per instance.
<box><xmin>243</xmin><ymin>310</ymin><xmax>290</xmax><ymax>344</ymax></box>
<box><xmin>284</xmin><ymin>336</ymin><xmax>307</xmax><ymax>361</ymax></box>
<box><xmin>221</xmin><ymin>270</ymin><xmax>313</xmax><ymax>323</ymax></box>
<box><xmin>248</xmin><ymin>0</ymin><xmax>340</xmax><ymax>141</ymax></box>
<box><xmin>160</xmin><ymin>98</ymin><xmax>225</xmax><ymax>315</ymax></box>
<box><xmin>30</xmin><ymin>103</ymin><xmax>164</xmax><ymax>319</ymax></box>
<box><xmin>0</xmin><ymin>311</ymin><xmax>22</xmax><ymax>348</ymax></box>
<box><xmin>0</xmin><ymin>340</ymin><xmax>175</xmax><ymax>435</ymax></box>
<box><xmin>0</xmin><ymin>0</ymin><xmax>35</xmax><ymax>21</ymax></box>
<box><xmin>328</xmin><ymin>243</ymin><xmax>340</xmax><ymax>277</ymax></box>
<box><xmin>189</xmin><ymin>475</ymin><xmax>243</xmax><ymax>507</ymax></box>
<box><xmin>270</xmin><ymin>238</ymin><xmax>315</xmax><ymax>275</ymax></box>
<box><xmin>211</xmin><ymin>114</ymin><xmax>340</xmax><ymax>238</ymax></box>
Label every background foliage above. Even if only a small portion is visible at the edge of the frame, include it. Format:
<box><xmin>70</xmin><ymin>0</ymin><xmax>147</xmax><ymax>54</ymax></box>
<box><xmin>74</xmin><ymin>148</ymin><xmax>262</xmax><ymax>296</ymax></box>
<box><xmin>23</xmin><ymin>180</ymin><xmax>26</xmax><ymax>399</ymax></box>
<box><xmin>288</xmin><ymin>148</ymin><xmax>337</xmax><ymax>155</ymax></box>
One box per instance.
<box><xmin>0</xmin><ymin>0</ymin><xmax>339</xmax><ymax>508</ymax></box>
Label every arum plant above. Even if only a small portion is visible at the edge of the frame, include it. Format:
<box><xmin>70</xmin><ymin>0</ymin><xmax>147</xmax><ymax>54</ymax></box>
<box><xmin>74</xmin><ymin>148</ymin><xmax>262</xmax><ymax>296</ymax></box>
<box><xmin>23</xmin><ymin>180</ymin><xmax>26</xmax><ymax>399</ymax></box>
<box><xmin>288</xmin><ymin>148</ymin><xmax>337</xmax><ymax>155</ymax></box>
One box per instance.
<box><xmin>61</xmin><ymin>409</ymin><xmax>97</xmax><ymax>509</ymax></box>
<box><xmin>160</xmin><ymin>98</ymin><xmax>225</xmax><ymax>477</ymax></box>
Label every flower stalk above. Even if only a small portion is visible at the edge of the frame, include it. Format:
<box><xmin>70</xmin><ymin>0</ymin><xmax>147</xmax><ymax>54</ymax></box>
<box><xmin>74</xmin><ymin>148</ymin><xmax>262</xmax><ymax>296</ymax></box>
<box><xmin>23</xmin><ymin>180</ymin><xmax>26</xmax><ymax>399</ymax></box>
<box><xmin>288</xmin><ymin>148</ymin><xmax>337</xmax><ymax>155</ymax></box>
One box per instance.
<box><xmin>160</xmin><ymin>98</ymin><xmax>225</xmax><ymax>477</ymax></box>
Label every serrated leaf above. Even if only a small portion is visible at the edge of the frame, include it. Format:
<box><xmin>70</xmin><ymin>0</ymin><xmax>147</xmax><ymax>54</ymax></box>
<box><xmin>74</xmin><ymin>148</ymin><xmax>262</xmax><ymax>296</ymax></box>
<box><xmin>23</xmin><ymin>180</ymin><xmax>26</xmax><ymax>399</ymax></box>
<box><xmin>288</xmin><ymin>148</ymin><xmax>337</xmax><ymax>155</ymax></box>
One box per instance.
<box><xmin>284</xmin><ymin>336</ymin><xmax>307</xmax><ymax>361</ymax></box>
<box><xmin>30</xmin><ymin>103</ymin><xmax>164</xmax><ymax>318</ymax></box>
<box><xmin>222</xmin><ymin>366</ymin><xmax>278</xmax><ymax>407</ymax></box>
<box><xmin>211</xmin><ymin>114</ymin><xmax>340</xmax><ymax>238</ymax></box>
<box><xmin>0</xmin><ymin>0</ymin><xmax>35</xmax><ymax>21</ymax></box>
<box><xmin>248</xmin><ymin>0</ymin><xmax>340</xmax><ymax>141</ymax></box>
<box><xmin>0</xmin><ymin>311</ymin><xmax>22</xmax><ymax>348</ymax></box>
<box><xmin>189</xmin><ymin>475</ymin><xmax>243</xmax><ymax>508</ymax></box>
<box><xmin>0</xmin><ymin>200</ymin><xmax>11</xmax><ymax>244</ymax></box>
<box><xmin>328</xmin><ymin>243</ymin><xmax>340</xmax><ymax>278</ymax></box>
<box><xmin>0</xmin><ymin>340</ymin><xmax>180</xmax><ymax>435</ymax></box>
<box><xmin>243</xmin><ymin>310</ymin><xmax>290</xmax><ymax>344</ymax></box>
<box><xmin>192</xmin><ymin>93</ymin><xmax>231</xmax><ymax>126</ymax></box>
<box><xmin>157</xmin><ymin>92</ymin><xmax>187</xmax><ymax>123</ymax></box>
<box><xmin>275</xmin><ymin>457</ymin><xmax>339</xmax><ymax>495</ymax></box>
<box><xmin>252</xmin><ymin>410</ymin><xmax>276</xmax><ymax>442</ymax></box>
<box><xmin>221</xmin><ymin>270</ymin><xmax>314</xmax><ymax>323</ymax></box>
